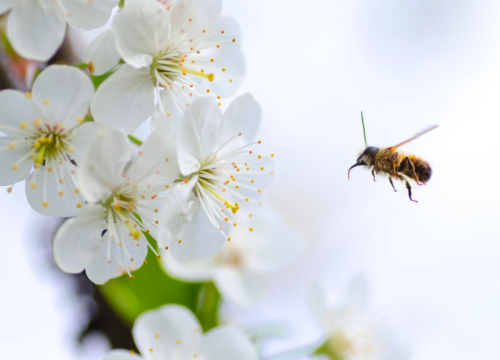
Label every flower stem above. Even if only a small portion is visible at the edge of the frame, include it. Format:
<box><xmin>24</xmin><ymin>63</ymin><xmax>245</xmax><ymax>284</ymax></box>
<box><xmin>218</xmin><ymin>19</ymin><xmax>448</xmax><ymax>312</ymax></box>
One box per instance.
<box><xmin>128</xmin><ymin>135</ymin><xmax>143</xmax><ymax>146</ymax></box>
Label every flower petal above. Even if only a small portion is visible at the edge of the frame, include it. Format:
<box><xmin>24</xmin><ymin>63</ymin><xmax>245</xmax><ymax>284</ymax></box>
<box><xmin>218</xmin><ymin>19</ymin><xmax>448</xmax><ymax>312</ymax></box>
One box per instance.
<box><xmin>111</xmin><ymin>0</ymin><xmax>169</xmax><ymax>68</ymax></box>
<box><xmin>169</xmin><ymin>0</ymin><xmax>222</xmax><ymax>40</ymax></box>
<box><xmin>127</xmin><ymin>125</ymin><xmax>180</xmax><ymax>188</ymax></box>
<box><xmin>69</xmin><ymin>121</ymin><xmax>113</xmax><ymax>165</ymax></box>
<box><xmin>102</xmin><ymin>350</ymin><xmax>143</xmax><ymax>360</ymax></box>
<box><xmin>0</xmin><ymin>136</ymin><xmax>33</xmax><ymax>185</ymax></box>
<box><xmin>84</xmin><ymin>29</ymin><xmax>121</xmax><ymax>76</ymax></box>
<box><xmin>91</xmin><ymin>65</ymin><xmax>154</xmax><ymax>133</ymax></box>
<box><xmin>25</xmin><ymin>161</ymin><xmax>84</xmax><ymax>217</ymax></box>
<box><xmin>133</xmin><ymin>305</ymin><xmax>202</xmax><ymax>359</ymax></box>
<box><xmin>158</xmin><ymin>179</ymin><xmax>197</xmax><ymax>248</ymax></box>
<box><xmin>31</xmin><ymin>65</ymin><xmax>94</xmax><ymax>128</ymax></box>
<box><xmin>7</xmin><ymin>0</ymin><xmax>66</xmax><ymax>61</ymax></box>
<box><xmin>61</xmin><ymin>0</ymin><xmax>118</xmax><ymax>30</ymax></box>
<box><xmin>199</xmin><ymin>326</ymin><xmax>257</xmax><ymax>360</ymax></box>
<box><xmin>77</xmin><ymin>126</ymin><xmax>131</xmax><ymax>203</ymax></box>
<box><xmin>160</xmin><ymin>251</ymin><xmax>214</xmax><ymax>282</ymax></box>
<box><xmin>169</xmin><ymin>199</ymin><xmax>226</xmax><ymax>262</ymax></box>
<box><xmin>85</xmin><ymin>223</ymin><xmax>148</xmax><ymax>284</ymax></box>
<box><xmin>53</xmin><ymin>204</ymin><xmax>107</xmax><ymax>274</ymax></box>
<box><xmin>0</xmin><ymin>89</ymin><xmax>39</xmax><ymax>137</ymax></box>
<box><xmin>212</xmin><ymin>267</ymin><xmax>266</xmax><ymax>308</ymax></box>
<box><xmin>0</xmin><ymin>0</ymin><xmax>16</xmax><ymax>15</ymax></box>
<box><xmin>222</xmin><ymin>93</ymin><xmax>261</xmax><ymax>149</ymax></box>
<box><xmin>178</xmin><ymin>97</ymin><xmax>223</xmax><ymax>175</ymax></box>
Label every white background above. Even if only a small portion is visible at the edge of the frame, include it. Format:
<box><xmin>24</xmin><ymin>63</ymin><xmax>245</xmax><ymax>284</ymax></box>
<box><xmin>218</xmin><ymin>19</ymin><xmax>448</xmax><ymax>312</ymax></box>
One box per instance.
<box><xmin>2</xmin><ymin>0</ymin><xmax>500</xmax><ymax>359</ymax></box>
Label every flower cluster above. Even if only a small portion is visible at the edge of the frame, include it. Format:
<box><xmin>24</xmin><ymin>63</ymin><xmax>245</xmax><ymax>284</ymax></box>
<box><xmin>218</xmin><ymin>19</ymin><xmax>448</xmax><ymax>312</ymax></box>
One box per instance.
<box><xmin>0</xmin><ymin>0</ymin><xmax>408</xmax><ymax>359</ymax></box>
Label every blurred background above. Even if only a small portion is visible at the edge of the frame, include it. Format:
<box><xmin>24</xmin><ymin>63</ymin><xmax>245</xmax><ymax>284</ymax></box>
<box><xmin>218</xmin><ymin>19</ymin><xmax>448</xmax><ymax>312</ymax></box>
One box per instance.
<box><xmin>2</xmin><ymin>0</ymin><xmax>500</xmax><ymax>359</ymax></box>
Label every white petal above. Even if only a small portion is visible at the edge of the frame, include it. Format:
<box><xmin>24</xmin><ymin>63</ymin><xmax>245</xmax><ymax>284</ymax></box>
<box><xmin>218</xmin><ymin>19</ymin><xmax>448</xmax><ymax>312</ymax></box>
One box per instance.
<box><xmin>7</xmin><ymin>0</ymin><xmax>66</xmax><ymax>61</ymax></box>
<box><xmin>0</xmin><ymin>136</ymin><xmax>32</xmax><ymax>185</ymax></box>
<box><xmin>31</xmin><ymin>65</ymin><xmax>94</xmax><ymax>128</ymax></box>
<box><xmin>170</xmin><ymin>199</ymin><xmax>226</xmax><ymax>262</ymax></box>
<box><xmin>69</xmin><ymin>121</ymin><xmax>113</xmax><ymax>165</ymax></box>
<box><xmin>0</xmin><ymin>89</ymin><xmax>38</xmax><ymax>137</ymax></box>
<box><xmin>200</xmin><ymin>326</ymin><xmax>257</xmax><ymax>360</ymax></box>
<box><xmin>222</xmin><ymin>93</ymin><xmax>261</xmax><ymax>150</ymax></box>
<box><xmin>101</xmin><ymin>350</ymin><xmax>143</xmax><ymax>360</ymax></box>
<box><xmin>158</xmin><ymin>179</ymin><xmax>197</xmax><ymax>248</ymax></box>
<box><xmin>53</xmin><ymin>204</ymin><xmax>107</xmax><ymax>274</ymax></box>
<box><xmin>127</xmin><ymin>126</ymin><xmax>180</xmax><ymax>188</ymax></box>
<box><xmin>178</xmin><ymin>97</ymin><xmax>223</xmax><ymax>175</ymax></box>
<box><xmin>85</xmin><ymin>223</ymin><xmax>148</xmax><ymax>284</ymax></box>
<box><xmin>78</xmin><ymin>126</ymin><xmax>130</xmax><ymax>203</ymax></box>
<box><xmin>213</xmin><ymin>267</ymin><xmax>266</xmax><ymax>308</ymax></box>
<box><xmin>84</xmin><ymin>30</ymin><xmax>121</xmax><ymax>76</ymax></box>
<box><xmin>61</xmin><ymin>0</ymin><xmax>118</xmax><ymax>30</ymax></box>
<box><xmin>91</xmin><ymin>65</ymin><xmax>154</xmax><ymax>134</ymax></box>
<box><xmin>150</xmin><ymin>104</ymin><xmax>183</xmax><ymax>132</ymax></box>
<box><xmin>191</xmin><ymin>16</ymin><xmax>245</xmax><ymax>97</ymax></box>
<box><xmin>133</xmin><ymin>305</ymin><xmax>202</xmax><ymax>359</ymax></box>
<box><xmin>0</xmin><ymin>0</ymin><xmax>16</xmax><ymax>15</ymax></box>
<box><xmin>170</xmin><ymin>0</ymin><xmax>222</xmax><ymax>40</ymax></box>
<box><xmin>111</xmin><ymin>0</ymin><xmax>169</xmax><ymax>68</ymax></box>
<box><xmin>25</xmin><ymin>161</ymin><xmax>83</xmax><ymax>217</ymax></box>
<box><xmin>158</xmin><ymin>89</ymin><xmax>188</xmax><ymax>128</ymax></box>
<box><xmin>242</xmin><ymin>210</ymin><xmax>304</xmax><ymax>274</ymax></box>
<box><xmin>307</xmin><ymin>281</ymin><xmax>341</xmax><ymax>331</ymax></box>
<box><xmin>160</xmin><ymin>251</ymin><xmax>214</xmax><ymax>282</ymax></box>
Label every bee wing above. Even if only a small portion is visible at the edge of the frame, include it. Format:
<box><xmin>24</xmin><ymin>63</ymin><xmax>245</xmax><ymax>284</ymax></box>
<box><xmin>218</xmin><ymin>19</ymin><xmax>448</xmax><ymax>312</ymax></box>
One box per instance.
<box><xmin>389</xmin><ymin>125</ymin><xmax>439</xmax><ymax>150</ymax></box>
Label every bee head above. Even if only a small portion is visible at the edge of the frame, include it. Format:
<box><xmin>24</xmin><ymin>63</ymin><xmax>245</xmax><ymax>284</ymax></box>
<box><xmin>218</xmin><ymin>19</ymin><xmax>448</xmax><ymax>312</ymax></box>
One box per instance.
<box><xmin>348</xmin><ymin>146</ymin><xmax>379</xmax><ymax>180</ymax></box>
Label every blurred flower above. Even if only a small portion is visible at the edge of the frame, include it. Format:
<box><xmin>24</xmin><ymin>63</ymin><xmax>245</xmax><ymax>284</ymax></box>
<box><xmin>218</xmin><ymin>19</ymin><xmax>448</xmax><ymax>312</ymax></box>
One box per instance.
<box><xmin>0</xmin><ymin>65</ymin><xmax>104</xmax><ymax>216</ymax></box>
<box><xmin>157</xmin><ymin>94</ymin><xmax>274</xmax><ymax>262</ymax></box>
<box><xmin>102</xmin><ymin>305</ymin><xmax>258</xmax><ymax>360</ymax></box>
<box><xmin>53</xmin><ymin>126</ymin><xmax>179</xmax><ymax>284</ymax></box>
<box><xmin>161</xmin><ymin>208</ymin><xmax>304</xmax><ymax>307</ymax></box>
<box><xmin>1</xmin><ymin>0</ymin><xmax>118</xmax><ymax>61</ymax></box>
<box><xmin>90</xmin><ymin>0</ymin><xmax>244</xmax><ymax>133</ymax></box>
<box><xmin>308</xmin><ymin>279</ymin><xmax>408</xmax><ymax>360</ymax></box>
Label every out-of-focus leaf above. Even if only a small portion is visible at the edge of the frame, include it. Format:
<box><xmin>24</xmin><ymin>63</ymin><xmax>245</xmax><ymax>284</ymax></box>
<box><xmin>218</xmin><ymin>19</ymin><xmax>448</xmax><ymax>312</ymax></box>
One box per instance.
<box><xmin>196</xmin><ymin>282</ymin><xmax>221</xmax><ymax>331</ymax></box>
<box><xmin>91</xmin><ymin>70</ymin><xmax>114</xmax><ymax>89</ymax></box>
<box><xmin>99</xmin><ymin>249</ymin><xmax>202</xmax><ymax>326</ymax></box>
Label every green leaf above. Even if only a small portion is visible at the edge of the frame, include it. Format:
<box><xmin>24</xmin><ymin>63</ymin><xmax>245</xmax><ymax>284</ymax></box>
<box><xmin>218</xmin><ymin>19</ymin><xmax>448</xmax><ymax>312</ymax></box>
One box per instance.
<box><xmin>98</xmin><ymin>249</ymin><xmax>202</xmax><ymax>326</ymax></box>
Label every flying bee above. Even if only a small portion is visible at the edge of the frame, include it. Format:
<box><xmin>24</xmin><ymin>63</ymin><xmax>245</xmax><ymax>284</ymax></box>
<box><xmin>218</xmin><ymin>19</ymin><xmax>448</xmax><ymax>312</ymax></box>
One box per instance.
<box><xmin>348</xmin><ymin>112</ymin><xmax>438</xmax><ymax>203</ymax></box>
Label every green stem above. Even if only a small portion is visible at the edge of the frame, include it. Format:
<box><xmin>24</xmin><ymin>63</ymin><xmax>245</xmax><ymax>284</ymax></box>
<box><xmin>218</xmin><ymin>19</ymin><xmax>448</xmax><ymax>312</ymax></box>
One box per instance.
<box><xmin>128</xmin><ymin>135</ymin><xmax>143</xmax><ymax>146</ymax></box>
<box><xmin>361</xmin><ymin>110</ymin><xmax>368</xmax><ymax>147</ymax></box>
<box><xmin>196</xmin><ymin>282</ymin><xmax>220</xmax><ymax>331</ymax></box>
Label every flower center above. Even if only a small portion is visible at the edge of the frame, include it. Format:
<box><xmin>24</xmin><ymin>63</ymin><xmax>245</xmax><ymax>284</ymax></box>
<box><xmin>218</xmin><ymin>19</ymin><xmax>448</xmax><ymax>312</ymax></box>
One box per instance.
<box><xmin>31</xmin><ymin>123</ymin><xmax>73</xmax><ymax>164</ymax></box>
<box><xmin>152</xmin><ymin>47</ymin><xmax>215</xmax><ymax>88</ymax></box>
<box><xmin>321</xmin><ymin>330</ymin><xmax>378</xmax><ymax>360</ymax></box>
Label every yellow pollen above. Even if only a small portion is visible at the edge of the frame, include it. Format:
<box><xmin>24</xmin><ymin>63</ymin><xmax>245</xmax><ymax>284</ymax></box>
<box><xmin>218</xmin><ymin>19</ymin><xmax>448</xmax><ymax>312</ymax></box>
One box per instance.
<box><xmin>8</xmin><ymin>143</ymin><xmax>15</xmax><ymax>150</ymax></box>
<box><xmin>42</xmin><ymin>201</ymin><xmax>49</xmax><ymax>208</ymax></box>
<box><xmin>251</xmin><ymin>180</ymin><xmax>254</xmax><ymax>183</ymax></box>
<box><xmin>271</xmin><ymin>153</ymin><xmax>275</xmax><ymax>157</ymax></box>
<box><xmin>217</xmin><ymin>44</ymin><xmax>220</xmax><ymax>48</ymax></box>
<box><xmin>221</xmin><ymin>30</ymin><xmax>225</xmax><ymax>34</ymax></box>
<box><xmin>42</xmin><ymin>98</ymin><xmax>50</xmax><ymax>106</ymax></box>
<box><xmin>249</xmin><ymin>213</ymin><xmax>252</xmax><ymax>217</ymax></box>
<box><xmin>260</xmin><ymin>167</ymin><xmax>264</xmax><ymax>170</ymax></box>
<box><xmin>25</xmin><ymin>92</ymin><xmax>31</xmax><ymax>99</ymax></box>
<box><xmin>228</xmin><ymin>237</ymin><xmax>231</xmax><ymax>241</ymax></box>
<box><xmin>88</xmin><ymin>61</ymin><xmax>95</xmax><ymax>74</ymax></box>
<box><xmin>20</xmin><ymin>122</ymin><xmax>28</xmax><ymax>129</ymax></box>
<box><xmin>233</xmin><ymin>223</ymin><xmax>237</xmax><ymax>227</ymax></box>
<box><xmin>258</xmin><ymin>155</ymin><xmax>262</xmax><ymax>159</ymax></box>
<box><xmin>150</xmin><ymin>348</ymin><xmax>154</xmax><ymax>352</ymax></box>
<box><xmin>229</xmin><ymin>79</ymin><xmax>233</xmax><ymax>83</ymax></box>
<box><xmin>178</xmin><ymin>240</ymin><xmax>182</xmax><ymax>244</ymax></box>
<box><xmin>58</xmin><ymin>190</ymin><xmax>64</xmax><ymax>196</ymax></box>
<box><xmin>156</xmin><ymin>334</ymin><xmax>160</xmax><ymax>338</ymax></box>
<box><xmin>176</xmin><ymin>340</ymin><xmax>181</xmax><ymax>345</ymax></box>
<box><xmin>34</xmin><ymin>119</ymin><xmax>42</xmax><ymax>127</ymax></box>
<box><xmin>77</xmin><ymin>203</ymin><xmax>82</xmax><ymax>208</ymax></box>
<box><xmin>206</xmin><ymin>89</ymin><xmax>210</xmax><ymax>93</ymax></box>
<box><xmin>249</xmin><ymin>228</ymin><xmax>253</xmax><ymax>232</ymax></box>
<box><xmin>30</xmin><ymin>183</ymin><xmax>36</xmax><ymax>189</ymax></box>
<box><xmin>184</xmin><ymin>179</ymin><xmax>189</xmax><ymax>183</ymax></box>
<box><xmin>12</xmin><ymin>164</ymin><xmax>18</xmax><ymax>170</ymax></box>
<box><xmin>232</xmin><ymin>38</ymin><xmax>236</xmax><ymax>42</ymax></box>
<box><xmin>258</xmin><ymin>140</ymin><xmax>262</xmax><ymax>144</ymax></box>
<box><xmin>210</xmin><ymin>58</ymin><xmax>214</xmax><ymax>62</ymax></box>
<box><xmin>130</xmin><ymin>350</ymin><xmax>135</xmax><ymax>355</ymax></box>
<box><xmin>258</xmin><ymin>189</ymin><xmax>261</xmax><ymax>193</ymax></box>
<box><xmin>245</xmin><ymin>198</ymin><xmax>249</xmax><ymax>201</ymax></box>
<box><xmin>201</xmin><ymin>182</ymin><xmax>239</xmax><ymax>214</ymax></box>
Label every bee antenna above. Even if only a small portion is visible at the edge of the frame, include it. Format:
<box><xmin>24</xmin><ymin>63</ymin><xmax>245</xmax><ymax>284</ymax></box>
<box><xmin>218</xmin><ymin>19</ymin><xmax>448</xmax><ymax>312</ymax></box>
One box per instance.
<box><xmin>361</xmin><ymin>111</ymin><xmax>368</xmax><ymax>147</ymax></box>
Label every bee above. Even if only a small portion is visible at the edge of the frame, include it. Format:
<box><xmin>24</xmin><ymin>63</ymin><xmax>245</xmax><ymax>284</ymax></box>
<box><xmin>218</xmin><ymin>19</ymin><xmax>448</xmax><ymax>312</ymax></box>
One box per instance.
<box><xmin>348</xmin><ymin>112</ymin><xmax>438</xmax><ymax>203</ymax></box>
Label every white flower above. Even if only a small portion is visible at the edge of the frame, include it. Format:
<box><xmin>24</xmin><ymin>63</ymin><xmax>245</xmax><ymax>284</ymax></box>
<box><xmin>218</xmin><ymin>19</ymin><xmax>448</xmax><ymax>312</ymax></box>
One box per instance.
<box><xmin>0</xmin><ymin>65</ymin><xmax>104</xmax><ymax>217</ymax></box>
<box><xmin>53</xmin><ymin>126</ymin><xmax>179</xmax><ymax>284</ymax></box>
<box><xmin>308</xmin><ymin>279</ymin><xmax>409</xmax><ymax>360</ymax></box>
<box><xmin>2</xmin><ymin>0</ymin><xmax>118</xmax><ymax>61</ymax></box>
<box><xmin>90</xmin><ymin>0</ymin><xmax>245</xmax><ymax>133</ymax></box>
<box><xmin>102</xmin><ymin>305</ymin><xmax>258</xmax><ymax>360</ymax></box>
<box><xmin>157</xmin><ymin>94</ymin><xmax>274</xmax><ymax>263</ymax></box>
<box><xmin>161</xmin><ymin>208</ymin><xmax>304</xmax><ymax>307</ymax></box>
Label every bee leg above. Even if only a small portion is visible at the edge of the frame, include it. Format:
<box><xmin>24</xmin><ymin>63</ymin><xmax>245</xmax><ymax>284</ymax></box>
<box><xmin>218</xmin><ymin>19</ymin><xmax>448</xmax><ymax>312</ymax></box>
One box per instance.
<box><xmin>391</xmin><ymin>152</ymin><xmax>399</xmax><ymax>177</ymax></box>
<box><xmin>403</xmin><ymin>157</ymin><xmax>422</xmax><ymax>186</ymax></box>
<box><xmin>371</xmin><ymin>169</ymin><xmax>376</xmax><ymax>182</ymax></box>
<box><xmin>402</xmin><ymin>177</ymin><xmax>418</xmax><ymax>203</ymax></box>
<box><xmin>389</xmin><ymin>177</ymin><xmax>397</xmax><ymax>192</ymax></box>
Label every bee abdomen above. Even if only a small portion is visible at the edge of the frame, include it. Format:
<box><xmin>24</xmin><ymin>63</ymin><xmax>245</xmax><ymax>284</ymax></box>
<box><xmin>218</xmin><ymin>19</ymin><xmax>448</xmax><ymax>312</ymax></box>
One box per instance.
<box><xmin>399</xmin><ymin>156</ymin><xmax>432</xmax><ymax>183</ymax></box>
